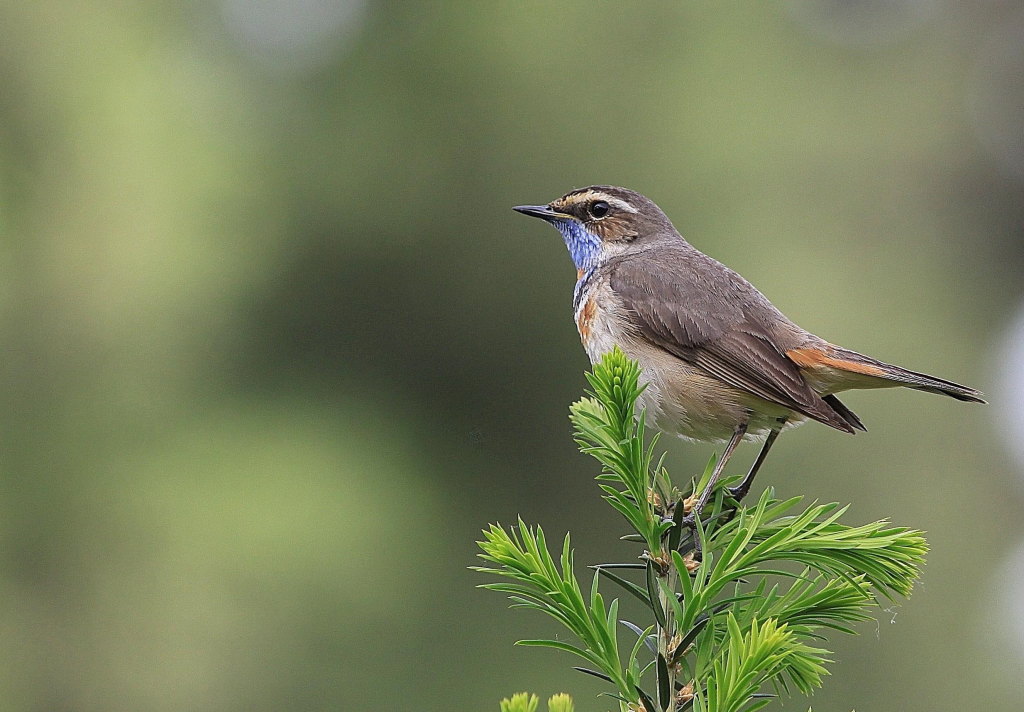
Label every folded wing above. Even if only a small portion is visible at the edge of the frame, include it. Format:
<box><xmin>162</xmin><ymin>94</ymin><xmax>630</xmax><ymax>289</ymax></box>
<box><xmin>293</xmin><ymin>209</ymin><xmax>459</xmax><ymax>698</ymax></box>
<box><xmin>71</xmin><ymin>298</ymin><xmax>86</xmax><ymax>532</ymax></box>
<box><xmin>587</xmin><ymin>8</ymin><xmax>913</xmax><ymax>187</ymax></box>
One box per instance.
<box><xmin>608</xmin><ymin>251</ymin><xmax>857</xmax><ymax>434</ymax></box>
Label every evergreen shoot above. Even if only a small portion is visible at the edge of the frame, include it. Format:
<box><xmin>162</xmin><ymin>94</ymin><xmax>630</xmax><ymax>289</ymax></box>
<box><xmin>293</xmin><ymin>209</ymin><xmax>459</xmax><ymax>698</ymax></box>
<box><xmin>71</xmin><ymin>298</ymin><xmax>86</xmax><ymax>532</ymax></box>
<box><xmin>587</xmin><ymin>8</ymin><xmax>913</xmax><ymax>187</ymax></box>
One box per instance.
<box><xmin>477</xmin><ymin>348</ymin><xmax>927</xmax><ymax>712</ymax></box>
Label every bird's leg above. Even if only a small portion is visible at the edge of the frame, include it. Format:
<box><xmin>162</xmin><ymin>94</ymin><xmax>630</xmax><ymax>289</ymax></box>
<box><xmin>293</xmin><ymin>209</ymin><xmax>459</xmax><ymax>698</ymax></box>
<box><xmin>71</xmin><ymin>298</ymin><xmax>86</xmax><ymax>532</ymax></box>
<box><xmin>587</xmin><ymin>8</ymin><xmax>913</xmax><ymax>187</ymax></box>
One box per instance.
<box><xmin>679</xmin><ymin>423</ymin><xmax>746</xmax><ymax>561</ymax></box>
<box><xmin>685</xmin><ymin>422</ymin><xmax>747</xmax><ymax>524</ymax></box>
<box><xmin>727</xmin><ymin>418</ymin><xmax>786</xmax><ymax>503</ymax></box>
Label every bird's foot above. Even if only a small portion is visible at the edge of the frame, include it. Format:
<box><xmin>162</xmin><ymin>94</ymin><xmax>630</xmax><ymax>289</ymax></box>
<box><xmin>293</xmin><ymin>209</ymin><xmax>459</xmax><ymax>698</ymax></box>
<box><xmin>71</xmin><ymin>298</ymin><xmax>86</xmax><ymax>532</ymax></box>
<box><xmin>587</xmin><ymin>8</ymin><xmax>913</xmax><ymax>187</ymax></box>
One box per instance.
<box><xmin>725</xmin><ymin>482</ymin><xmax>750</xmax><ymax>503</ymax></box>
<box><xmin>679</xmin><ymin>512</ymin><xmax>704</xmax><ymax>561</ymax></box>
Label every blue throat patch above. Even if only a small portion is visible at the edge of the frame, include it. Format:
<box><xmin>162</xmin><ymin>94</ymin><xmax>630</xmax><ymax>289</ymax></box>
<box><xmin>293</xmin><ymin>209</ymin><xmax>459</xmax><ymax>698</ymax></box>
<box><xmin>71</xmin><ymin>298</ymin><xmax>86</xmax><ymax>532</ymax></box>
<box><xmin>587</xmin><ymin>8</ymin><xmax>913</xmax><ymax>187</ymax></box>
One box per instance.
<box><xmin>554</xmin><ymin>219</ymin><xmax>602</xmax><ymax>273</ymax></box>
<box><xmin>554</xmin><ymin>219</ymin><xmax>602</xmax><ymax>312</ymax></box>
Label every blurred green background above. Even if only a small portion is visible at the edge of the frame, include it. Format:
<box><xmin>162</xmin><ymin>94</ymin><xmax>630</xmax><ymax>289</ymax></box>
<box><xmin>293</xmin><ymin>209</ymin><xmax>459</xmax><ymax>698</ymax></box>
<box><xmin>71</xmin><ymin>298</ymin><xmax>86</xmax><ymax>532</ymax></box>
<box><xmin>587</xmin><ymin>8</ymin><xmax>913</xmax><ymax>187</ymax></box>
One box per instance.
<box><xmin>1</xmin><ymin>2</ymin><xmax>1022</xmax><ymax>710</ymax></box>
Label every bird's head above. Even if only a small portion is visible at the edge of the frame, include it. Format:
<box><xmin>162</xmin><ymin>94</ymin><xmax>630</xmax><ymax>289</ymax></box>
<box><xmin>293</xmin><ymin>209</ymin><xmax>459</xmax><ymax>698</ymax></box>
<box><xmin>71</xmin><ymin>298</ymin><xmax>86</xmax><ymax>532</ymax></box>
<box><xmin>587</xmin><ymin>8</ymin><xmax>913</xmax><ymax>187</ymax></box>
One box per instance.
<box><xmin>514</xmin><ymin>186</ymin><xmax>679</xmax><ymax>274</ymax></box>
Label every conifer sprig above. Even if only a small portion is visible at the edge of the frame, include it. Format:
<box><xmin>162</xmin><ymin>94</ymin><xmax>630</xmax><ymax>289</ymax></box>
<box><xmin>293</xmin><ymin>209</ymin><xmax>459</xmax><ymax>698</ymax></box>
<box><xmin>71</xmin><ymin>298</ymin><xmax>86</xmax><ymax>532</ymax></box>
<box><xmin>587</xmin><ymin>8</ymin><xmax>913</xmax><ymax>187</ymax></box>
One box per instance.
<box><xmin>479</xmin><ymin>348</ymin><xmax>927</xmax><ymax>712</ymax></box>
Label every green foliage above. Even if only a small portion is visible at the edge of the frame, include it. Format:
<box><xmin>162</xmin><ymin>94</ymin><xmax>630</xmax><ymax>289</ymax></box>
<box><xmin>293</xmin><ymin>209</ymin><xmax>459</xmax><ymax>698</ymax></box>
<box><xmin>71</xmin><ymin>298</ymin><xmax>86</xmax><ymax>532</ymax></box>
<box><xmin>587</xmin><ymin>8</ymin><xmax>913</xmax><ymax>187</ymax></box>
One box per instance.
<box><xmin>478</xmin><ymin>348</ymin><xmax>927</xmax><ymax>712</ymax></box>
<box><xmin>499</xmin><ymin>692</ymin><xmax>575</xmax><ymax>712</ymax></box>
<box><xmin>547</xmin><ymin>693</ymin><xmax>576</xmax><ymax>712</ymax></box>
<box><xmin>477</xmin><ymin>522</ymin><xmax>629</xmax><ymax>696</ymax></box>
<box><xmin>695</xmin><ymin>616</ymin><xmax>826</xmax><ymax>712</ymax></box>
<box><xmin>500</xmin><ymin>692</ymin><xmax>539</xmax><ymax>712</ymax></box>
<box><xmin>569</xmin><ymin>353</ymin><xmax>667</xmax><ymax>553</ymax></box>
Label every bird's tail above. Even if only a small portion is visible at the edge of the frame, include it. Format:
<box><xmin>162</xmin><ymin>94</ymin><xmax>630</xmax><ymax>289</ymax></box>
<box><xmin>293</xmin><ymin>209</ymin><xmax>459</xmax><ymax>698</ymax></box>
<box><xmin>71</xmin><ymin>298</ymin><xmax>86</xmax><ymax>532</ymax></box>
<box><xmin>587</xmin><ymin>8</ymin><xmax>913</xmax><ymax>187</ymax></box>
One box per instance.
<box><xmin>827</xmin><ymin>347</ymin><xmax>986</xmax><ymax>403</ymax></box>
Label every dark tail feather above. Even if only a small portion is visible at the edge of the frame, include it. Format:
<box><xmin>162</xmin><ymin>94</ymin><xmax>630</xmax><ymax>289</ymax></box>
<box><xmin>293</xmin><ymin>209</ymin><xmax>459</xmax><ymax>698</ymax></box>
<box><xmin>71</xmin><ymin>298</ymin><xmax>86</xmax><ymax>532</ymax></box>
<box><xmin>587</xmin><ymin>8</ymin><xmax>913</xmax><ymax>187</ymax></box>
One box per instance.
<box><xmin>822</xmin><ymin>394</ymin><xmax>867</xmax><ymax>432</ymax></box>
<box><xmin>800</xmin><ymin>394</ymin><xmax>858</xmax><ymax>434</ymax></box>
<box><xmin>906</xmin><ymin>376</ymin><xmax>987</xmax><ymax>403</ymax></box>
<box><xmin>875</xmin><ymin>363</ymin><xmax>985</xmax><ymax>403</ymax></box>
<box><xmin>831</xmin><ymin>347</ymin><xmax>987</xmax><ymax>404</ymax></box>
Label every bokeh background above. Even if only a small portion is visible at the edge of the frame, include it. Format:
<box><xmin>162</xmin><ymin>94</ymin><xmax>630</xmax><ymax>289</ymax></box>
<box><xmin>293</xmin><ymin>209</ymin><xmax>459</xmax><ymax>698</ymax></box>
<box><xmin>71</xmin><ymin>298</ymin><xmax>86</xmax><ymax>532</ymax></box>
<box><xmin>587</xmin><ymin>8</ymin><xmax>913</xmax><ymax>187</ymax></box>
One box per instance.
<box><xmin>1</xmin><ymin>1</ymin><xmax>1022</xmax><ymax>710</ymax></box>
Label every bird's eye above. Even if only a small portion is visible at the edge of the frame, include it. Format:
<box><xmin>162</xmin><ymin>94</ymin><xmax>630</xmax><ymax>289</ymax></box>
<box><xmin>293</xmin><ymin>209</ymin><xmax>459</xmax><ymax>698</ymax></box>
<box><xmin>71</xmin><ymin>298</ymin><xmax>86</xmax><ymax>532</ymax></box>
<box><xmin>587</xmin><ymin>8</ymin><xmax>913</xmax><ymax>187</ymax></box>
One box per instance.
<box><xmin>590</xmin><ymin>201</ymin><xmax>610</xmax><ymax>218</ymax></box>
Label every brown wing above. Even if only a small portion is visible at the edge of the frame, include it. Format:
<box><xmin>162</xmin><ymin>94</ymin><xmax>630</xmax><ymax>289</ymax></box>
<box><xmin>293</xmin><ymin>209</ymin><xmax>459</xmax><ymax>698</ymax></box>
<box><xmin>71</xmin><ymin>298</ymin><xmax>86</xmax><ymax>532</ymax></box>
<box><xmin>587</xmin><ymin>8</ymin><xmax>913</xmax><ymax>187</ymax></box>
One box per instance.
<box><xmin>608</xmin><ymin>249</ymin><xmax>855</xmax><ymax>433</ymax></box>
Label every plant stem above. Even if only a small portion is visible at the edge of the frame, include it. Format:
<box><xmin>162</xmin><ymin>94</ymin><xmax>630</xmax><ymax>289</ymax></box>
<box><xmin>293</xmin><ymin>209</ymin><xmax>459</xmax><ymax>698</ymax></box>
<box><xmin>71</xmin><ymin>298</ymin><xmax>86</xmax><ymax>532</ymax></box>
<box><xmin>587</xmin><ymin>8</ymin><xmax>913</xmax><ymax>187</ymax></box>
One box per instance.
<box><xmin>657</xmin><ymin>551</ymin><xmax>678</xmax><ymax>712</ymax></box>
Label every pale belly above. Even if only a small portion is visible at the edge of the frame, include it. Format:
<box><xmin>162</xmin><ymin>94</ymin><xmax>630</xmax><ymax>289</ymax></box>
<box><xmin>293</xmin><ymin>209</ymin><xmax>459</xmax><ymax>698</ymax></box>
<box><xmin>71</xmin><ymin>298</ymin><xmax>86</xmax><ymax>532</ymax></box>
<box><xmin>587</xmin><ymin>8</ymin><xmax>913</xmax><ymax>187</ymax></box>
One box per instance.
<box><xmin>575</xmin><ymin>289</ymin><xmax>805</xmax><ymax>443</ymax></box>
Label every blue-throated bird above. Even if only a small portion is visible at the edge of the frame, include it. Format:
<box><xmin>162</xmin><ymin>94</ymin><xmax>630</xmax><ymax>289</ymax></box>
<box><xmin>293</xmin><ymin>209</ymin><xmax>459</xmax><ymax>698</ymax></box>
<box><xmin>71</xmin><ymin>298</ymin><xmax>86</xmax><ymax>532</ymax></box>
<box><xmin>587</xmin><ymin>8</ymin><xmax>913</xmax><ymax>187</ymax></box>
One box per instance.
<box><xmin>514</xmin><ymin>186</ymin><xmax>984</xmax><ymax>519</ymax></box>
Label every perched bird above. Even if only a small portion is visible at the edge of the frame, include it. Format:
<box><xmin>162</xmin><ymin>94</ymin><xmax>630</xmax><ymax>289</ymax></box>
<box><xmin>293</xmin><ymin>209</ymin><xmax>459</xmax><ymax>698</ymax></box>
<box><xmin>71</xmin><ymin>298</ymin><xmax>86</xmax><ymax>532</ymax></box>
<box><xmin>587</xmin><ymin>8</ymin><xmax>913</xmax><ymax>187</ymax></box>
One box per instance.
<box><xmin>514</xmin><ymin>186</ymin><xmax>984</xmax><ymax>517</ymax></box>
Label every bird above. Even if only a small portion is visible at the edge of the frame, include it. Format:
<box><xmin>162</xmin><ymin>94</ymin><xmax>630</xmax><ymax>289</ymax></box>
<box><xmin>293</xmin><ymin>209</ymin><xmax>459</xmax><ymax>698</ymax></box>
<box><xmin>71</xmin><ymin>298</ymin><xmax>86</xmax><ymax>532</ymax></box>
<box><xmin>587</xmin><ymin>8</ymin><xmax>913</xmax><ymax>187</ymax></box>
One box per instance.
<box><xmin>514</xmin><ymin>185</ymin><xmax>985</xmax><ymax>519</ymax></box>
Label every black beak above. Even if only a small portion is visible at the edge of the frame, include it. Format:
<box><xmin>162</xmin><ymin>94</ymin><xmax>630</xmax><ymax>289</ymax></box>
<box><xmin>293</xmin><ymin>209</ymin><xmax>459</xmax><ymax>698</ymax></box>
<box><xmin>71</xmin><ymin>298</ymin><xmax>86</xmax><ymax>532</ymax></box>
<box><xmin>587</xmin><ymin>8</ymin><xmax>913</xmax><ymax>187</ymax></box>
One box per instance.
<box><xmin>512</xmin><ymin>205</ymin><xmax>568</xmax><ymax>222</ymax></box>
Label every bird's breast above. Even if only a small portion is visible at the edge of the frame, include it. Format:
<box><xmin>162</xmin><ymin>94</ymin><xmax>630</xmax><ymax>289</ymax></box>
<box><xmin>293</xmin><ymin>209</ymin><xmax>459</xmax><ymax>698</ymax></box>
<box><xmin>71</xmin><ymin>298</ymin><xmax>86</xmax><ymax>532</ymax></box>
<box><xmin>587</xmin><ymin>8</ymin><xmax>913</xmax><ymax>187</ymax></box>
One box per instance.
<box><xmin>570</xmin><ymin>276</ymin><xmax>798</xmax><ymax>443</ymax></box>
<box><xmin>573</xmin><ymin>278</ymin><xmax>621</xmax><ymax>364</ymax></box>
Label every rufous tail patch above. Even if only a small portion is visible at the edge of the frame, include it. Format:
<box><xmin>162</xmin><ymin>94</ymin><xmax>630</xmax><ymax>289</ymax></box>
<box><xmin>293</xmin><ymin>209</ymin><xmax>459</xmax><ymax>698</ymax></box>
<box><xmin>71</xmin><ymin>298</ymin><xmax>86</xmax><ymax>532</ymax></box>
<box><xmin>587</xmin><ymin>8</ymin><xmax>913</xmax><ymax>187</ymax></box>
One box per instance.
<box><xmin>787</xmin><ymin>347</ymin><xmax>886</xmax><ymax>377</ymax></box>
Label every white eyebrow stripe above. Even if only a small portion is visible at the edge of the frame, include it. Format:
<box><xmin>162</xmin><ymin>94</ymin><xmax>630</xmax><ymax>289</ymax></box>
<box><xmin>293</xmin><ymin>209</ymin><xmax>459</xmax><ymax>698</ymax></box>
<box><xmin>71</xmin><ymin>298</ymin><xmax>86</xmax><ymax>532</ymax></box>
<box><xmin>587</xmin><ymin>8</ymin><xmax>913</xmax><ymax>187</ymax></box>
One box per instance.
<box><xmin>604</xmin><ymin>197</ymin><xmax>637</xmax><ymax>213</ymax></box>
<box><xmin>561</xmin><ymin>190</ymin><xmax>639</xmax><ymax>214</ymax></box>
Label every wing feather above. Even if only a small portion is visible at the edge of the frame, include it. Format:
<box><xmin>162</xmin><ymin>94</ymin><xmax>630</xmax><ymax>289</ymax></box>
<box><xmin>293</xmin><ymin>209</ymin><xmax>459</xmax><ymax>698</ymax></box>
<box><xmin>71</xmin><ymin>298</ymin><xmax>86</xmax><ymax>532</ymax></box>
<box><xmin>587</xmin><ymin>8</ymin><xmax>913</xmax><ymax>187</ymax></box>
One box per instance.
<box><xmin>608</xmin><ymin>250</ymin><xmax>854</xmax><ymax>433</ymax></box>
